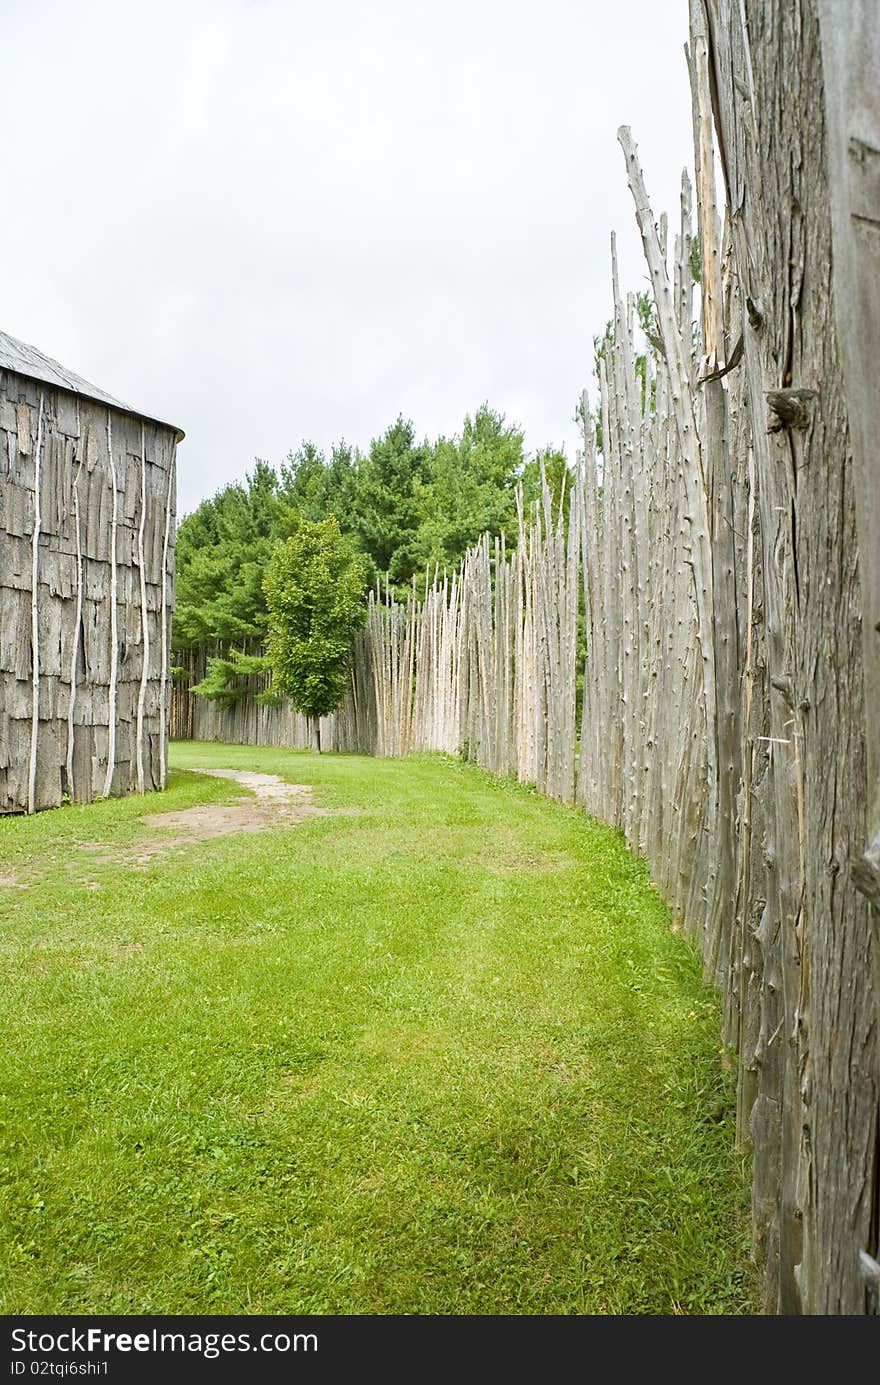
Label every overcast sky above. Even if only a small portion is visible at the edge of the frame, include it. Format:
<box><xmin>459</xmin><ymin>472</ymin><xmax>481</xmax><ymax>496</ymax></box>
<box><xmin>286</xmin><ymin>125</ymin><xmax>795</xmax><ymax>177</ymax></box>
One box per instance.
<box><xmin>1</xmin><ymin>0</ymin><xmax>692</xmax><ymax>514</ymax></box>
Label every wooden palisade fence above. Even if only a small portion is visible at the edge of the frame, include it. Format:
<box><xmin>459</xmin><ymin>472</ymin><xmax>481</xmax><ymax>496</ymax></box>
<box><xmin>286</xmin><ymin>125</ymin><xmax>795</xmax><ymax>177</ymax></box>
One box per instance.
<box><xmin>172</xmin><ymin>483</ymin><xmax>583</xmax><ymax>802</ymax></box>
<box><xmin>171</xmin><ymin>0</ymin><xmax>878</xmax><ymax>1313</ymax></box>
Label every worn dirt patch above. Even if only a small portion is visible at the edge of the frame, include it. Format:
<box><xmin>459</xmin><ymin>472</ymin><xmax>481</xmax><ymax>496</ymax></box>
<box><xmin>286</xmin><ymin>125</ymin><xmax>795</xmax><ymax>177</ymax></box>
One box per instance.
<box><xmin>131</xmin><ymin>769</ymin><xmax>333</xmax><ymax>864</ymax></box>
<box><xmin>187</xmin><ymin>768</ymin><xmax>313</xmax><ymax>799</ymax></box>
<box><xmin>0</xmin><ymin>873</ymin><xmax>22</xmax><ymax>888</ymax></box>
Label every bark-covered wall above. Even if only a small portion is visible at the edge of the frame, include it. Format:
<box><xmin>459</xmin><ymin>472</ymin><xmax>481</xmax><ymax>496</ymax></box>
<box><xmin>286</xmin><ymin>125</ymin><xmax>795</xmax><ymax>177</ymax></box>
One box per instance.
<box><xmin>699</xmin><ymin>0</ymin><xmax>879</xmax><ymax>1315</ymax></box>
<box><xmin>0</xmin><ymin>370</ymin><xmax>178</xmax><ymax>812</ymax></box>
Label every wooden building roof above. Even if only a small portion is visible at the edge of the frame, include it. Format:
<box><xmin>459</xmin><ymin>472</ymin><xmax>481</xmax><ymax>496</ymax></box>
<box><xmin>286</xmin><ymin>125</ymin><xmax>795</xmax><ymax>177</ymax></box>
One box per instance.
<box><xmin>0</xmin><ymin>328</ymin><xmax>184</xmax><ymax>441</ymax></box>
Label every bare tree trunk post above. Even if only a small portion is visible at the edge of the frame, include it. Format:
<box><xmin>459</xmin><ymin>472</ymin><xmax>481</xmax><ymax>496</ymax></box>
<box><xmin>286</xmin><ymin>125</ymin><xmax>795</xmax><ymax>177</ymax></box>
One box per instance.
<box><xmin>818</xmin><ymin>0</ymin><xmax>880</xmax><ymax>1074</ymax></box>
<box><xmin>702</xmin><ymin>0</ymin><xmax>878</xmax><ymax>1313</ymax></box>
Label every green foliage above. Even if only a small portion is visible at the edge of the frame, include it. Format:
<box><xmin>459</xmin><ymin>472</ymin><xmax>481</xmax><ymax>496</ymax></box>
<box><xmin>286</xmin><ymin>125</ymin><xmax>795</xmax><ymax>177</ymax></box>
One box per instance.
<box><xmin>634</xmin><ymin>288</ymin><xmax>656</xmax><ymax>339</ymax></box>
<box><xmin>191</xmin><ymin>651</ymin><xmax>272</xmax><ymax>709</ymax></box>
<box><xmin>634</xmin><ymin>290</ymin><xmax>660</xmax><ymax>415</ymax></box>
<box><xmin>174</xmin><ymin>405</ymin><xmax>573</xmax><ymax>653</ymax></box>
<box><xmin>174</xmin><ymin>461</ymin><xmax>286</xmax><ymax>650</ymax></box>
<box><xmin>344</xmin><ymin>417</ymin><xmax>431</xmax><ymax>587</ymax></box>
<box><xmin>690</xmin><ymin>232</ymin><xmax>702</xmax><ymax>285</ymax></box>
<box><xmin>410</xmin><ymin>405</ymin><xmax>525</xmax><ymax>578</ymax></box>
<box><xmin>263</xmin><ymin>518</ymin><xmax>368</xmax><ymax>722</ymax></box>
<box><xmin>278</xmin><ymin>440</ymin><xmax>357</xmax><ymax>531</ymax></box>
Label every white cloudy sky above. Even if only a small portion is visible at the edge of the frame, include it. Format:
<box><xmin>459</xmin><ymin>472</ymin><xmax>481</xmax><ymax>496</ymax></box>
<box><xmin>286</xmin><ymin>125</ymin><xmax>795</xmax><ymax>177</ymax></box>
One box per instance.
<box><xmin>1</xmin><ymin>0</ymin><xmax>692</xmax><ymax>514</ymax></box>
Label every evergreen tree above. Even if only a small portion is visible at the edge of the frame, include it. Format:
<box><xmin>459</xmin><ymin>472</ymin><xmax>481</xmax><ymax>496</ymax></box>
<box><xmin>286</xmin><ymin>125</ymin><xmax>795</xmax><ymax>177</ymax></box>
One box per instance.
<box><xmin>413</xmin><ymin>405</ymin><xmax>524</xmax><ymax>575</ymax></box>
<box><xmin>348</xmin><ymin>417</ymin><xmax>430</xmax><ymax>586</ymax></box>
<box><xmin>174</xmin><ymin>460</ymin><xmax>284</xmax><ymax>649</ymax></box>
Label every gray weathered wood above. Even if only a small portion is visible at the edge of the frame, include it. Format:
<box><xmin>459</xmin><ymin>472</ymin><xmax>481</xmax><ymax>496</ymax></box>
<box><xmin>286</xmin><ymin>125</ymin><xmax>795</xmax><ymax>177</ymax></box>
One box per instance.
<box><xmin>1</xmin><ymin>339</ymin><xmax>180</xmax><ymax>813</ymax></box>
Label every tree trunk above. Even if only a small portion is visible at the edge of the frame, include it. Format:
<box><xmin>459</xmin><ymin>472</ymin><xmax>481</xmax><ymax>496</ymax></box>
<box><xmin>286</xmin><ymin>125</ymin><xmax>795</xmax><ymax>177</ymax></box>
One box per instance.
<box><xmin>818</xmin><ymin>0</ymin><xmax>880</xmax><ymax>1073</ymax></box>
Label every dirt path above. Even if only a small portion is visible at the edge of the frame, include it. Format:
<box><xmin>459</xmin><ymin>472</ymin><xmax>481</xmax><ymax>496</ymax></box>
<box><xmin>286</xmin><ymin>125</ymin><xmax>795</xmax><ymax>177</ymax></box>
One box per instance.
<box><xmin>5</xmin><ymin>771</ymin><xmax>340</xmax><ymax>887</ymax></box>
<box><xmin>133</xmin><ymin>769</ymin><xmax>332</xmax><ymax>861</ymax></box>
<box><xmin>186</xmin><ymin>768</ymin><xmax>316</xmax><ymax>801</ymax></box>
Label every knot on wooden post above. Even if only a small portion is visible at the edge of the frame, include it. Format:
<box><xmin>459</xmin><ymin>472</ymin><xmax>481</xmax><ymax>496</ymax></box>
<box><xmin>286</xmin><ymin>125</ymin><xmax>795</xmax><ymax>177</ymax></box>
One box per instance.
<box><xmin>746</xmin><ymin>295</ymin><xmax>764</xmax><ymax>329</ymax></box>
<box><xmin>851</xmin><ymin>828</ymin><xmax>880</xmax><ymax>911</ymax></box>
<box><xmin>770</xmin><ymin>673</ymin><xmax>794</xmax><ymax>707</ymax></box>
<box><xmin>766</xmin><ymin>388</ymin><xmax>817</xmax><ymax>433</ymax></box>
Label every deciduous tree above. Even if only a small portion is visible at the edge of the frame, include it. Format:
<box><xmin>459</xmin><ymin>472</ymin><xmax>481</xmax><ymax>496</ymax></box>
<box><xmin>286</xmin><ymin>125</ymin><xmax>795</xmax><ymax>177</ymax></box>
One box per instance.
<box><xmin>263</xmin><ymin>518</ymin><xmax>368</xmax><ymax>749</ymax></box>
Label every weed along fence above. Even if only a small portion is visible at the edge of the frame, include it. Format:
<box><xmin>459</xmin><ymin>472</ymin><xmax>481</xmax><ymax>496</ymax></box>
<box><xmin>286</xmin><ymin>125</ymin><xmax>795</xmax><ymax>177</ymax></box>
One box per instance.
<box><xmin>170</xmin><ymin>0</ymin><xmax>880</xmax><ymax>1316</ymax></box>
<box><xmin>0</xmin><ymin>331</ymin><xmax>182</xmax><ymax>812</ymax></box>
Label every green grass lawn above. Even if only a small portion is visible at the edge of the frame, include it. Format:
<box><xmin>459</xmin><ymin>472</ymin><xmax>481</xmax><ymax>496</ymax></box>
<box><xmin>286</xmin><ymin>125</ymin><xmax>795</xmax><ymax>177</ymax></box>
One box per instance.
<box><xmin>0</xmin><ymin>744</ymin><xmax>755</xmax><ymax>1314</ymax></box>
